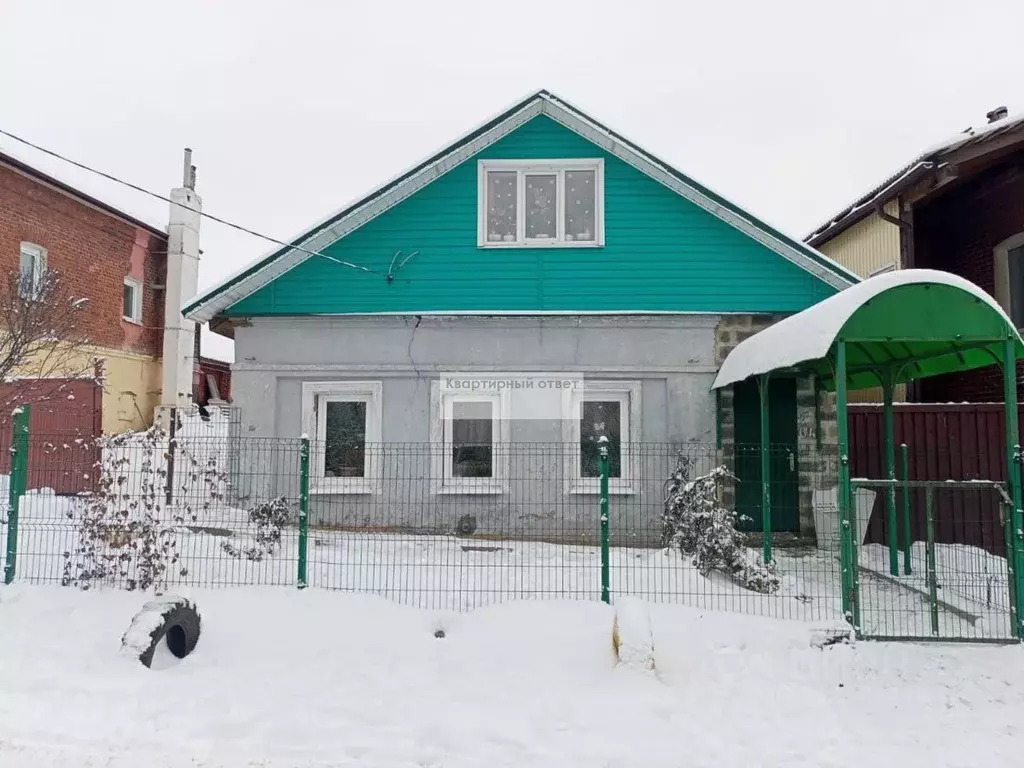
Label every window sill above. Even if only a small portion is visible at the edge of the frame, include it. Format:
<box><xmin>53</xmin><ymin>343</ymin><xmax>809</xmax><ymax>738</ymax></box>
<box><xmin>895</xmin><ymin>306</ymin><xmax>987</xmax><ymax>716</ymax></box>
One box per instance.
<box><xmin>567</xmin><ymin>482</ymin><xmax>637</xmax><ymax>496</ymax></box>
<box><xmin>122</xmin><ymin>316</ymin><xmax>143</xmax><ymax>326</ymax></box>
<box><xmin>310</xmin><ymin>479</ymin><xmax>378</xmax><ymax>495</ymax></box>
<box><xmin>435</xmin><ymin>481</ymin><xmax>506</xmax><ymax>496</ymax></box>
<box><xmin>478</xmin><ymin>240</ymin><xmax>603</xmax><ymax>249</ymax></box>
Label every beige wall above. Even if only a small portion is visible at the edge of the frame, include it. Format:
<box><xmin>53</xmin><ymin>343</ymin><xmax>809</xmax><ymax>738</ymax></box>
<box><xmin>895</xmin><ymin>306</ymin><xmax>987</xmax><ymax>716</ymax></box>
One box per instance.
<box><xmin>11</xmin><ymin>344</ymin><xmax>162</xmax><ymax>433</ymax></box>
<box><xmin>817</xmin><ymin>200</ymin><xmax>901</xmax><ymax>278</ymax></box>
<box><xmin>99</xmin><ymin>350</ymin><xmax>162</xmax><ymax>433</ymax></box>
<box><xmin>816</xmin><ymin>202</ymin><xmax>904</xmax><ymax>402</ymax></box>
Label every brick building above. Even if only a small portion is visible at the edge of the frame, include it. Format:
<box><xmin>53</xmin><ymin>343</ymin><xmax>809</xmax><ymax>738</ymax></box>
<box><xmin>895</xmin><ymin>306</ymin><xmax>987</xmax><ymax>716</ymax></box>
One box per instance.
<box><xmin>806</xmin><ymin>106</ymin><xmax>1024</xmax><ymax>404</ymax></box>
<box><xmin>0</xmin><ymin>149</ymin><xmax>212</xmax><ymax>433</ymax></box>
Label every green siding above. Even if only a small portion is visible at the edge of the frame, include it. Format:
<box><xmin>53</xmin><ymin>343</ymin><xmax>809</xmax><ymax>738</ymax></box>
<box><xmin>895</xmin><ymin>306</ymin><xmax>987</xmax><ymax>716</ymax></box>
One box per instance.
<box><xmin>227</xmin><ymin>116</ymin><xmax>836</xmax><ymax>316</ymax></box>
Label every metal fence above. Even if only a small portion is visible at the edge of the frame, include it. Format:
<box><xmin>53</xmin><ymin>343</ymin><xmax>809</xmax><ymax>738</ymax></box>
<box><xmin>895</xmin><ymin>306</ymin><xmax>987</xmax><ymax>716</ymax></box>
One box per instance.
<box><xmin>850</xmin><ymin>478</ymin><xmax>1019</xmax><ymax>642</ymax></box>
<box><xmin>2</xmin><ymin>414</ymin><xmax>1021</xmax><ymax>642</ymax></box>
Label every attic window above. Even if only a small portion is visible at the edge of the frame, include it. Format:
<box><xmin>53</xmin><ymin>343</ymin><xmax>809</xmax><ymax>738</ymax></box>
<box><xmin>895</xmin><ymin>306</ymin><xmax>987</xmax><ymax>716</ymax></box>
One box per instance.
<box><xmin>478</xmin><ymin>159</ymin><xmax>604</xmax><ymax>247</ymax></box>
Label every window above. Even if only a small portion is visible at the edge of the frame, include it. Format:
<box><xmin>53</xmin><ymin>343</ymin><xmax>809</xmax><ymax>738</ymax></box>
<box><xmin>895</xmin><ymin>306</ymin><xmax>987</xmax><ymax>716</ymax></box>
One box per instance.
<box><xmin>430</xmin><ymin>383</ymin><xmax>509</xmax><ymax>494</ymax></box>
<box><xmin>18</xmin><ymin>242</ymin><xmax>47</xmax><ymax>300</ymax></box>
<box><xmin>478</xmin><ymin>159</ymin><xmax>604</xmax><ymax>247</ymax></box>
<box><xmin>301</xmin><ymin>381</ymin><xmax>383</xmax><ymax>494</ymax></box>
<box><xmin>449</xmin><ymin>400</ymin><xmax>494</xmax><ymax>478</ymax></box>
<box><xmin>995</xmin><ymin>233</ymin><xmax>1024</xmax><ymax>328</ymax></box>
<box><xmin>562</xmin><ymin>381</ymin><xmax>641</xmax><ymax>494</ymax></box>
<box><xmin>123</xmin><ymin>277</ymin><xmax>142</xmax><ymax>323</ymax></box>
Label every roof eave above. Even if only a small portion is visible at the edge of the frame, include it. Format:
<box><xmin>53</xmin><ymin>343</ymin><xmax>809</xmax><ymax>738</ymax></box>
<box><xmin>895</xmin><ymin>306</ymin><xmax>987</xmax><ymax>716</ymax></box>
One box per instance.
<box><xmin>806</xmin><ymin>117</ymin><xmax>1024</xmax><ymax>247</ymax></box>
<box><xmin>805</xmin><ymin>162</ymin><xmax>937</xmax><ymax>247</ymax></box>
<box><xmin>0</xmin><ymin>152</ymin><xmax>167</xmax><ymax>238</ymax></box>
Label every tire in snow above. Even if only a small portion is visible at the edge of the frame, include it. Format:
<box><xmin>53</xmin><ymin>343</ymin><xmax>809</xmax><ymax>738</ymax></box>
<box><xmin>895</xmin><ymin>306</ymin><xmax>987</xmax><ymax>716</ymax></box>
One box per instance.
<box><xmin>121</xmin><ymin>596</ymin><xmax>201</xmax><ymax>668</ymax></box>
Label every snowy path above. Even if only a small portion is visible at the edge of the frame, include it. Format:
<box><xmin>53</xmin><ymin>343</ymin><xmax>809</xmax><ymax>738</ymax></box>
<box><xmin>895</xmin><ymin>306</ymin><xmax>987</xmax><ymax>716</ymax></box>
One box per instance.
<box><xmin>0</xmin><ymin>586</ymin><xmax>1022</xmax><ymax>767</ymax></box>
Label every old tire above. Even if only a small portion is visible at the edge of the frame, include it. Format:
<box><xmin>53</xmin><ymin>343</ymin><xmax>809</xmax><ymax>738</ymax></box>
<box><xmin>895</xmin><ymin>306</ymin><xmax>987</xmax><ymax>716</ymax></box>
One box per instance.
<box><xmin>121</xmin><ymin>596</ymin><xmax>201</xmax><ymax>668</ymax></box>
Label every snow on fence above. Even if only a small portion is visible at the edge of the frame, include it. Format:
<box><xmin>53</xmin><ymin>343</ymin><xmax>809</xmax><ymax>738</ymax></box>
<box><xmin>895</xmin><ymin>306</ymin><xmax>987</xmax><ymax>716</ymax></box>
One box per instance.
<box><xmin>0</xmin><ymin>430</ymin><xmax>1016</xmax><ymax>641</ymax></box>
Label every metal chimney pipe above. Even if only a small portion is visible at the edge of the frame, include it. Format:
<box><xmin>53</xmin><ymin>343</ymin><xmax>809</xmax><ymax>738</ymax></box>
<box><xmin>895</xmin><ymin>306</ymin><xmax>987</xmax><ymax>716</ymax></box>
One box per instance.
<box><xmin>986</xmin><ymin>106</ymin><xmax>1008</xmax><ymax>124</ymax></box>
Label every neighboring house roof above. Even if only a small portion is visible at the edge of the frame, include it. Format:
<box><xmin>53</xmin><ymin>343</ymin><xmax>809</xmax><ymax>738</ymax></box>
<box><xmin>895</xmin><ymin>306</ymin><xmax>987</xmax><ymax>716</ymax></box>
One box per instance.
<box><xmin>184</xmin><ymin>90</ymin><xmax>857</xmax><ymax>323</ymax></box>
<box><xmin>805</xmin><ymin>111</ymin><xmax>1024</xmax><ymax>247</ymax></box>
<box><xmin>0</xmin><ymin>150</ymin><xmax>168</xmax><ymax>239</ymax></box>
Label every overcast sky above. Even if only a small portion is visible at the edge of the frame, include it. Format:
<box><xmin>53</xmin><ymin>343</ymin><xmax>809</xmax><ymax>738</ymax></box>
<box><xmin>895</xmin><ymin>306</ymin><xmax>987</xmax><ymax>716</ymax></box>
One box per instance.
<box><xmin>3</xmin><ymin>0</ymin><xmax>1022</xmax><ymax>360</ymax></box>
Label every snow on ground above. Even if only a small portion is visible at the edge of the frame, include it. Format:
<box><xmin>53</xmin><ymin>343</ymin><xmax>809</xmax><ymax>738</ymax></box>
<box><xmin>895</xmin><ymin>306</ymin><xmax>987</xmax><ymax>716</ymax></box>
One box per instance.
<box><xmin>860</xmin><ymin>541</ymin><xmax>1013</xmax><ymax>639</ymax></box>
<box><xmin>6</xmin><ymin>481</ymin><xmax>1012</xmax><ymax>640</ymax></box>
<box><xmin>9</xmin><ymin>493</ymin><xmax>1009</xmax><ymax>640</ymax></box>
<box><xmin>0</xmin><ymin>585</ymin><xmax>1021</xmax><ymax>767</ymax></box>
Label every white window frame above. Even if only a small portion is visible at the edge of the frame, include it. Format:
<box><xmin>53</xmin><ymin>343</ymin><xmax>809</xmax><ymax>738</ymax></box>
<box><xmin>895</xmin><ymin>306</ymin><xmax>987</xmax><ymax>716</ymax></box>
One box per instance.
<box><xmin>122</xmin><ymin>277</ymin><xmax>143</xmax><ymax>323</ymax></box>
<box><xmin>561</xmin><ymin>381</ymin><xmax>641</xmax><ymax>495</ymax></box>
<box><xmin>430</xmin><ymin>381</ymin><xmax>510</xmax><ymax>495</ymax></box>
<box><xmin>477</xmin><ymin>159</ymin><xmax>605</xmax><ymax>248</ymax></box>
<box><xmin>994</xmin><ymin>232</ymin><xmax>1024</xmax><ymax>327</ymax></box>
<box><xmin>19</xmin><ymin>242</ymin><xmax>47</xmax><ymax>300</ymax></box>
<box><xmin>301</xmin><ymin>381</ymin><xmax>383</xmax><ymax>494</ymax></box>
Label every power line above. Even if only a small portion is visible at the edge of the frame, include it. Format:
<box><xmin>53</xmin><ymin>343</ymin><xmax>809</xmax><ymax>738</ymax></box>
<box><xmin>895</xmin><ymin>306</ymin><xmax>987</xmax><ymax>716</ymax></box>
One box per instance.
<box><xmin>0</xmin><ymin>128</ymin><xmax>387</xmax><ymax>278</ymax></box>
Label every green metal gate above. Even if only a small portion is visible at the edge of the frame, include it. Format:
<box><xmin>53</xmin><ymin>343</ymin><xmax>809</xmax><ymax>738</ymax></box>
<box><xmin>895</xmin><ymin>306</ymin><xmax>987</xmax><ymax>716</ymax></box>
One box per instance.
<box><xmin>846</xmin><ymin>478</ymin><xmax>1022</xmax><ymax>642</ymax></box>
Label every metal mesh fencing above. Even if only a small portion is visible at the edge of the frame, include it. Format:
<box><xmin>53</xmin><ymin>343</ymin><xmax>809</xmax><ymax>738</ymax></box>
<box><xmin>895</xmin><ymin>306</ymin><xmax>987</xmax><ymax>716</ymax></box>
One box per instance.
<box><xmin>301</xmin><ymin>442</ymin><xmax>843</xmax><ymax>618</ymax></box>
<box><xmin>2</xmin><ymin>431</ymin><xmax>1019</xmax><ymax>641</ymax></box>
<box><xmin>8</xmin><ymin>432</ymin><xmax>303</xmax><ymax>590</ymax></box>
<box><xmin>852</xmin><ymin>479</ymin><xmax>1017</xmax><ymax>642</ymax></box>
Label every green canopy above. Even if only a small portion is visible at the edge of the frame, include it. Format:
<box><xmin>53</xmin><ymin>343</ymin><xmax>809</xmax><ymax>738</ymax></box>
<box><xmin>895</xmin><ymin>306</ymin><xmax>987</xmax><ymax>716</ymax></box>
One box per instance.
<box><xmin>713</xmin><ymin>269</ymin><xmax>1024</xmax><ymax>391</ymax></box>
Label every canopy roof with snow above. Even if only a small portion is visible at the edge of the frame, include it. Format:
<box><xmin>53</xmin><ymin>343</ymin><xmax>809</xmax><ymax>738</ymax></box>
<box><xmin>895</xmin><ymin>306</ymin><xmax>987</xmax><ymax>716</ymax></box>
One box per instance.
<box><xmin>712</xmin><ymin>269</ymin><xmax>1024</xmax><ymax>391</ymax></box>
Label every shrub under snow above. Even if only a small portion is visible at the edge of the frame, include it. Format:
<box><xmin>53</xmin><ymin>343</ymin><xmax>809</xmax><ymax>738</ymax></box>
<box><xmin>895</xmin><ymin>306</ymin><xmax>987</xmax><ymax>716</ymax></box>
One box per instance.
<box><xmin>221</xmin><ymin>497</ymin><xmax>291</xmax><ymax>562</ymax></box>
<box><xmin>61</xmin><ymin>426</ymin><xmax>228</xmax><ymax>591</ymax></box>
<box><xmin>662</xmin><ymin>454</ymin><xmax>780</xmax><ymax>594</ymax></box>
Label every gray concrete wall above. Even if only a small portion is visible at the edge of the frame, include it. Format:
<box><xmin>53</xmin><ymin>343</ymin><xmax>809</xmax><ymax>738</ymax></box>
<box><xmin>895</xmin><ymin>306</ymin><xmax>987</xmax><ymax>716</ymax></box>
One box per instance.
<box><xmin>228</xmin><ymin>315</ymin><xmax>721</xmax><ymax>543</ymax></box>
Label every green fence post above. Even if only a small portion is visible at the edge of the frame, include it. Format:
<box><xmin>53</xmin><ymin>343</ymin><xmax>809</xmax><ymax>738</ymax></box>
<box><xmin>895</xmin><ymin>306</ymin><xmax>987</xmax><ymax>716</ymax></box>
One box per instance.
<box><xmin>1003</xmin><ymin>495</ymin><xmax>1019</xmax><ymax>640</ymax></box>
<box><xmin>900</xmin><ymin>443</ymin><xmax>912</xmax><ymax>575</ymax></box>
<box><xmin>835</xmin><ymin>341</ymin><xmax>858</xmax><ymax>631</ymax></box>
<box><xmin>757</xmin><ymin>374</ymin><xmax>773</xmax><ymax>564</ymax></box>
<box><xmin>882</xmin><ymin>376</ymin><xmax>899</xmax><ymax>576</ymax></box>
<box><xmin>1002</xmin><ymin>334</ymin><xmax>1024</xmax><ymax>637</ymax></box>
<box><xmin>4</xmin><ymin>405</ymin><xmax>31</xmax><ymax>585</ymax></box>
<box><xmin>925</xmin><ymin>486</ymin><xmax>939</xmax><ymax>637</ymax></box>
<box><xmin>599</xmin><ymin>435</ymin><xmax>610</xmax><ymax>605</ymax></box>
<box><xmin>298</xmin><ymin>436</ymin><xmax>310</xmax><ymax>589</ymax></box>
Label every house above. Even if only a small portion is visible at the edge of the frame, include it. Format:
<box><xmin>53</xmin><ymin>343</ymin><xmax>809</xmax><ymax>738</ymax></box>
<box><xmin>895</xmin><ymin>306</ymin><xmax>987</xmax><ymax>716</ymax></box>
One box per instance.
<box><xmin>806</xmin><ymin>106</ymin><xmax>1024</xmax><ymax>404</ymax></box>
<box><xmin>185</xmin><ymin>90</ymin><xmax>855</xmax><ymax>540</ymax></box>
<box><xmin>0</xmin><ymin>147</ymin><xmax>214</xmax><ymax>436</ymax></box>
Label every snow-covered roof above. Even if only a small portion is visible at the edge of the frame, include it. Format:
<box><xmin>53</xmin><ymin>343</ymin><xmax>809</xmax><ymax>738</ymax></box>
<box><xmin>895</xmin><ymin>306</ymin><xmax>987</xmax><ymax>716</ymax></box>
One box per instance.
<box><xmin>712</xmin><ymin>269</ymin><xmax>1014</xmax><ymax>389</ymax></box>
<box><xmin>805</xmin><ymin>111</ymin><xmax>1024</xmax><ymax>245</ymax></box>
<box><xmin>184</xmin><ymin>89</ymin><xmax>857</xmax><ymax>323</ymax></box>
<box><xmin>0</xmin><ymin>147</ymin><xmax>167</xmax><ymax>237</ymax></box>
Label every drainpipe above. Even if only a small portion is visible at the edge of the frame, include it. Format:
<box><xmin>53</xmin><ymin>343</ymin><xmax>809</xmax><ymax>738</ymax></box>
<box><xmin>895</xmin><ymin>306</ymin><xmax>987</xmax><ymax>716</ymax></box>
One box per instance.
<box><xmin>870</xmin><ymin>160</ymin><xmax>934</xmax><ymax>247</ymax></box>
<box><xmin>873</xmin><ymin>199</ymin><xmax>911</xmax><ymax>232</ymax></box>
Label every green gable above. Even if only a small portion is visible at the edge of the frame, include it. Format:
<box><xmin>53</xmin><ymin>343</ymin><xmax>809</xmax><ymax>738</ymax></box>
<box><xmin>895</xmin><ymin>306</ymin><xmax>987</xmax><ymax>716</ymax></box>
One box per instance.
<box><xmin>225</xmin><ymin>114</ymin><xmax>839</xmax><ymax>317</ymax></box>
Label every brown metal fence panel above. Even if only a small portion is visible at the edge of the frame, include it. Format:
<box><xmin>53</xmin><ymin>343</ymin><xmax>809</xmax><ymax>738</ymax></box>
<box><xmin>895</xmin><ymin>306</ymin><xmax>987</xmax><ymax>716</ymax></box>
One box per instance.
<box><xmin>849</xmin><ymin>404</ymin><xmax>1019</xmax><ymax>555</ymax></box>
<box><xmin>0</xmin><ymin>378</ymin><xmax>102</xmax><ymax>494</ymax></box>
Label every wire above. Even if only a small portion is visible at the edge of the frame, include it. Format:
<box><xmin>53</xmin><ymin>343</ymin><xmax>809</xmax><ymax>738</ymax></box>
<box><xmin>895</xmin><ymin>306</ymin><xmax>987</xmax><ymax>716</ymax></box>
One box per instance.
<box><xmin>0</xmin><ymin>128</ymin><xmax>389</xmax><ymax>279</ymax></box>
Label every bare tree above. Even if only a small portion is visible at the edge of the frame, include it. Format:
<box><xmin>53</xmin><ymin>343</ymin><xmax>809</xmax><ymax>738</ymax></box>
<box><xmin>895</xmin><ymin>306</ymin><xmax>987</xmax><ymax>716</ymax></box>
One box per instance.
<box><xmin>0</xmin><ymin>266</ymin><xmax>96</xmax><ymax>416</ymax></box>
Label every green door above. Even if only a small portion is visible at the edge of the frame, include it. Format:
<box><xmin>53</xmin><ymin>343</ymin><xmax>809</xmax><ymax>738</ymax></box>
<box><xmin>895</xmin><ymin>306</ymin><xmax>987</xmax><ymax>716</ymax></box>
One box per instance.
<box><xmin>733</xmin><ymin>377</ymin><xmax>800</xmax><ymax>532</ymax></box>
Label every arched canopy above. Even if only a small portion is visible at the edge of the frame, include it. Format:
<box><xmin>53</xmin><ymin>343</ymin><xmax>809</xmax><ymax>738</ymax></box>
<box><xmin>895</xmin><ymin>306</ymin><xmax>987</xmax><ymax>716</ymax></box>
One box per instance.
<box><xmin>713</xmin><ymin>269</ymin><xmax>1024</xmax><ymax>391</ymax></box>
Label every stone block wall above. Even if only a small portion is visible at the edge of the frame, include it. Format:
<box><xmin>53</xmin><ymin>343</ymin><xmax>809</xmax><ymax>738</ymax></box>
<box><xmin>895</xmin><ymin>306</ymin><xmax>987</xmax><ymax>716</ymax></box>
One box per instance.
<box><xmin>715</xmin><ymin>315</ymin><xmax>840</xmax><ymax>539</ymax></box>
